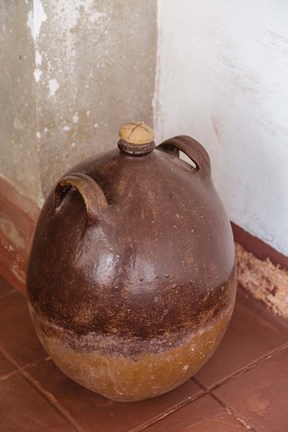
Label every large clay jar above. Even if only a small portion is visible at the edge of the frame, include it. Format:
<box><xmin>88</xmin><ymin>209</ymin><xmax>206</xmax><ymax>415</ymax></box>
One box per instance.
<box><xmin>27</xmin><ymin>122</ymin><xmax>236</xmax><ymax>402</ymax></box>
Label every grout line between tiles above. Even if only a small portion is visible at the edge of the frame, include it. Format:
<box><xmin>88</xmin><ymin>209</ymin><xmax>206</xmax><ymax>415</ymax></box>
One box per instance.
<box><xmin>191</xmin><ymin>376</ymin><xmax>208</xmax><ymax>392</ymax></box>
<box><xmin>129</xmin><ymin>392</ymin><xmax>207</xmax><ymax>432</ymax></box>
<box><xmin>192</xmin><ymin>343</ymin><xmax>288</xmax><ymax>431</ymax></box>
<box><xmin>135</xmin><ymin>340</ymin><xmax>288</xmax><ymax>432</ymax></box>
<box><xmin>210</xmin><ymin>391</ymin><xmax>257</xmax><ymax>431</ymax></box>
<box><xmin>0</xmin><ymin>345</ymin><xmax>87</xmax><ymax>432</ymax></box>
<box><xmin>23</xmin><ymin>355</ymin><xmax>51</xmax><ymax>371</ymax></box>
<box><xmin>197</xmin><ymin>341</ymin><xmax>288</xmax><ymax>392</ymax></box>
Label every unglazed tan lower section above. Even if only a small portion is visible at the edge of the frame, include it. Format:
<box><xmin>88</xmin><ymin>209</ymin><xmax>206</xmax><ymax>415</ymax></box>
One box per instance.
<box><xmin>29</xmin><ymin>304</ymin><xmax>233</xmax><ymax>402</ymax></box>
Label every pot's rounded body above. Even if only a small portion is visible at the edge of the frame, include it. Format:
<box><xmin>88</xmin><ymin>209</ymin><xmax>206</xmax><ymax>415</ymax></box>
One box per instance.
<box><xmin>27</xmin><ymin>124</ymin><xmax>236</xmax><ymax>401</ymax></box>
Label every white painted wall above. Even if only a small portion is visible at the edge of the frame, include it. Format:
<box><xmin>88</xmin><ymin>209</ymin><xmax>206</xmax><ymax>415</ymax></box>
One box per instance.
<box><xmin>154</xmin><ymin>0</ymin><xmax>288</xmax><ymax>255</ymax></box>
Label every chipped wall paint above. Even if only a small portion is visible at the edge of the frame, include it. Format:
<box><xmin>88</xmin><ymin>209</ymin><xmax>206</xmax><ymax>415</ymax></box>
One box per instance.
<box><xmin>155</xmin><ymin>0</ymin><xmax>288</xmax><ymax>255</ymax></box>
<box><xmin>27</xmin><ymin>0</ymin><xmax>47</xmax><ymax>41</ymax></box>
<box><xmin>34</xmin><ymin>68</ymin><xmax>42</xmax><ymax>82</ymax></box>
<box><xmin>48</xmin><ymin>78</ymin><xmax>59</xmax><ymax>97</ymax></box>
<box><xmin>33</xmin><ymin>0</ymin><xmax>157</xmax><ymax>197</ymax></box>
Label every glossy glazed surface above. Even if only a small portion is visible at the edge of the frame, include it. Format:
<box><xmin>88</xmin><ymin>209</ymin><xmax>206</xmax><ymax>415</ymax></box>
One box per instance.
<box><xmin>27</xmin><ymin>133</ymin><xmax>237</xmax><ymax>400</ymax></box>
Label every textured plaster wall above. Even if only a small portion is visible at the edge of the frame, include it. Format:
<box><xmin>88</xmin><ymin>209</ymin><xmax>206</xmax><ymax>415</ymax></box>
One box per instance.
<box><xmin>0</xmin><ymin>0</ymin><xmax>157</xmax><ymax>203</ymax></box>
<box><xmin>155</xmin><ymin>0</ymin><xmax>288</xmax><ymax>255</ymax></box>
<box><xmin>0</xmin><ymin>1</ymin><xmax>42</xmax><ymax>204</ymax></box>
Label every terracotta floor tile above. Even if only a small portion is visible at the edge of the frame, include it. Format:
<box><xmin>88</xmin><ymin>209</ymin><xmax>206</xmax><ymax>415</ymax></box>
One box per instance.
<box><xmin>27</xmin><ymin>358</ymin><xmax>203</xmax><ymax>432</ymax></box>
<box><xmin>144</xmin><ymin>394</ymin><xmax>248</xmax><ymax>431</ymax></box>
<box><xmin>0</xmin><ymin>373</ymin><xmax>75</xmax><ymax>432</ymax></box>
<box><xmin>214</xmin><ymin>347</ymin><xmax>288</xmax><ymax>432</ymax></box>
<box><xmin>0</xmin><ymin>352</ymin><xmax>14</xmax><ymax>378</ymax></box>
<box><xmin>195</xmin><ymin>291</ymin><xmax>288</xmax><ymax>388</ymax></box>
<box><xmin>0</xmin><ymin>292</ymin><xmax>47</xmax><ymax>366</ymax></box>
<box><xmin>0</xmin><ymin>275</ymin><xmax>14</xmax><ymax>298</ymax></box>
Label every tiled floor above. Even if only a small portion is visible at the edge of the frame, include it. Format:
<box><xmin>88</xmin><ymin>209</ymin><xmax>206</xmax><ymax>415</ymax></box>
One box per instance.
<box><xmin>0</xmin><ymin>278</ymin><xmax>287</xmax><ymax>432</ymax></box>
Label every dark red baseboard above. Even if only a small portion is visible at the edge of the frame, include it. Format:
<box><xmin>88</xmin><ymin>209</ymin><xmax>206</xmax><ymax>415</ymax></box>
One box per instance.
<box><xmin>231</xmin><ymin>222</ymin><xmax>288</xmax><ymax>271</ymax></box>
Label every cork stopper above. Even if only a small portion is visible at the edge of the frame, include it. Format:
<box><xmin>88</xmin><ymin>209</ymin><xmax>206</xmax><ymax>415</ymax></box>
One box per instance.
<box><xmin>118</xmin><ymin>122</ymin><xmax>155</xmax><ymax>156</ymax></box>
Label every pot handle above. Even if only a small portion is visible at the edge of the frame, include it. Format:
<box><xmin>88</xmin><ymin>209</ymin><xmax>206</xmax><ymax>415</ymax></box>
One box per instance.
<box><xmin>157</xmin><ymin>135</ymin><xmax>211</xmax><ymax>178</ymax></box>
<box><xmin>55</xmin><ymin>172</ymin><xmax>108</xmax><ymax>227</ymax></box>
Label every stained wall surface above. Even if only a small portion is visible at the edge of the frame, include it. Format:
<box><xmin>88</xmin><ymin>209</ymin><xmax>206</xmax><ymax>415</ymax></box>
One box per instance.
<box><xmin>155</xmin><ymin>0</ymin><xmax>288</xmax><ymax>255</ymax></box>
<box><xmin>0</xmin><ymin>1</ymin><xmax>42</xmax><ymax>204</ymax></box>
<box><xmin>0</xmin><ymin>0</ymin><xmax>157</xmax><ymax>203</ymax></box>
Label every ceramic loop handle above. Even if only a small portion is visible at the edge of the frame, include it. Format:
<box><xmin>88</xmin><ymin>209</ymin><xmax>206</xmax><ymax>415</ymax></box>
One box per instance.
<box><xmin>55</xmin><ymin>172</ymin><xmax>108</xmax><ymax>226</ymax></box>
<box><xmin>158</xmin><ymin>135</ymin><xmax>211</xmax><ymax>178</ymax></box>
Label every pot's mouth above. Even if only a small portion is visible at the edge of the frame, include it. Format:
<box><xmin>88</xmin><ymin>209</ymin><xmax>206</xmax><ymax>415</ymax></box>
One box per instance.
<box><xmin>118</xmin><ymin>122</ymin><xmax>155</xmax><ymax>156</ymax></box>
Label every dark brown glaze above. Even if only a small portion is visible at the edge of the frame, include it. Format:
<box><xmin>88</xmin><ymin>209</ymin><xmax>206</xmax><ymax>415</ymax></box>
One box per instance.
<box><xmin>27</xmin><ymin>125</ymin><xmax>237</xmax><ymax>400</ymax></box>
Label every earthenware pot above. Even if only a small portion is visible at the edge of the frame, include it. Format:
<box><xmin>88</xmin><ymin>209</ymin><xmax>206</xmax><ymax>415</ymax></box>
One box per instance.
<box><xmin>27</xmin><ymin>122</ymin><xmax>236</xmax><ymax>402</ymax></box>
